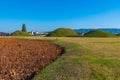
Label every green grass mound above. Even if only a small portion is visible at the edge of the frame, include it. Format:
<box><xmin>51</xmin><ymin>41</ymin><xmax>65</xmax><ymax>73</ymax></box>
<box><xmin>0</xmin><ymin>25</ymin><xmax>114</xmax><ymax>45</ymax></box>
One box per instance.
<box><xmin>84</xmin><ymin>30</ymin><xmax>116</xmax><ymax>37</ymax></box>
<box><xmin>47</xmin><ymin>28</ymin><xmax>79</xmax><ymax>37</ymax></box>
<box><xmin>11</xmin><ymin>30</ymin><xmax>32</xmax><ymax>36</ymax></box>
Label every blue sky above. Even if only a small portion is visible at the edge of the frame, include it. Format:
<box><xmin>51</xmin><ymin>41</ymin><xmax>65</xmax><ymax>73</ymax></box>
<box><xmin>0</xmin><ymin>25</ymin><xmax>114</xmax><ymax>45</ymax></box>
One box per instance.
<box><xmin>0</xmin><ymin>0</ymin><xmax>120</xmax><ymax>32</ymax></box>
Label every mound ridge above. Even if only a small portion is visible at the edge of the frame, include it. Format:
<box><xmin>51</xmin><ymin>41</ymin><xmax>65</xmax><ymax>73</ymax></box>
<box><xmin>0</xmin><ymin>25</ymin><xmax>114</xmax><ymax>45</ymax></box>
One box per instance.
<box><xmin>47</xmin><ymin>28</ymin><xmax>78</xmax><ymax>37</ymax></box>
<box><xmin>84</xmin><ymin>30</ymin><xmax>116</xmax><ymax>37</ymax></box>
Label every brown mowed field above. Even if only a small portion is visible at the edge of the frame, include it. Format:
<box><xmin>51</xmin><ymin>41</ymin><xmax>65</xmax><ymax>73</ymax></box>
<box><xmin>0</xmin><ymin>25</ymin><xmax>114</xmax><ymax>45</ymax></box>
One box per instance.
<box><xmin>0</xmin><ymin>38</ymin><xmax>63</xmax><ymax>80</ymax></box>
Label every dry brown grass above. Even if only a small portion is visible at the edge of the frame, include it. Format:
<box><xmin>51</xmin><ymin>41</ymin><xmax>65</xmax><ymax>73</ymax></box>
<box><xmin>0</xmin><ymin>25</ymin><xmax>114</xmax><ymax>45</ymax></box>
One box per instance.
<box><xmin>61</xmin><ymin>37</ymin><xmax>120</xmax><ymax>58</ymax></box>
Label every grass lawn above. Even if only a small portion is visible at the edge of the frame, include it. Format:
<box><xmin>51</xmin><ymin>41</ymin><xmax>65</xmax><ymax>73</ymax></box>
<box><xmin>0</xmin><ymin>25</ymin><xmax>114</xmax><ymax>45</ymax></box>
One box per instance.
<box><xmin>31</xmin><ymin>37</ymin><xmax>120</xmax><ymax>80</ymax></box>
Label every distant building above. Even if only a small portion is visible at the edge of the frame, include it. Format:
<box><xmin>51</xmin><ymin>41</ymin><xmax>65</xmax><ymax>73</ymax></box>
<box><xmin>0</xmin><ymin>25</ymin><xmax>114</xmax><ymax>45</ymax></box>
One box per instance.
<box><xmin>0</xmin><ymin>32</ymin><xmax>9</xmax><ymax>36</ymax></box>
<box><xmin>28</xmin><ymin>30</ymin><xmax>37</xmax><ymax>36</ymax></box>
<box><xmin>40</xmin><ymin>32</ymin><xmax>49</xmax><ymax>36</ymax></box>
<box><xmin>28</xmin><ymin>31</ymin><xmax>49</xmax><ymax>36</ymax></box>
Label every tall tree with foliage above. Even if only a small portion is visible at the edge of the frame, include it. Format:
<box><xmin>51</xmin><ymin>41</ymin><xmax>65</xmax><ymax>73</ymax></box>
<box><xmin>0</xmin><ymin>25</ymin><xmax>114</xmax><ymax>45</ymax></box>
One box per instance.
<box><xmin>22</xmin><ymin>24</ymin><xmax>27</xmax><ymax>32</ymax></box>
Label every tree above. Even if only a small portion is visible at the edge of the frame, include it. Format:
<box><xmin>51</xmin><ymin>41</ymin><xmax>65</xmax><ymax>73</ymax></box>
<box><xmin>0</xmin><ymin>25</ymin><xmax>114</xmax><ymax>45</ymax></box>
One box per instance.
<box><xmin>22</xmin><ymin>24</ymin><xmax>27</xmax><ymax>32</ymax></box>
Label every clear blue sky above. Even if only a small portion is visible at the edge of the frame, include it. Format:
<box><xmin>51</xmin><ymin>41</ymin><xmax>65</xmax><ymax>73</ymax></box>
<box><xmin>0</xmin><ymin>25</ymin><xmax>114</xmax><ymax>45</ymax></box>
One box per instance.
<box><xmin>0</xmin><ymin>0</ymin><xmax>120</xmax><ymax>32</ymax></box>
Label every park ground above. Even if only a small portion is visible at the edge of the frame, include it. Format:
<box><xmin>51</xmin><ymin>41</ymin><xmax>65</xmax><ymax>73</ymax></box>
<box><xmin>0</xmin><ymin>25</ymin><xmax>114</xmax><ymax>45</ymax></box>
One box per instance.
<box><xmin>1</xmin><ymin>37</ymin><xmax>120</xmax><ymax>80</ymax></box>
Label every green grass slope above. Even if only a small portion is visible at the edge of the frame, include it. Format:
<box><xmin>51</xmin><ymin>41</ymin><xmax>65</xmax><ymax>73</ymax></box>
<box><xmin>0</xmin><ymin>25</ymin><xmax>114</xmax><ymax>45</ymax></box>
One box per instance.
<box><xmin>84</xmin><ymin>30</ymin><xmax>116</xmax><ymax>37</ymax></box>
<box><xmin>32</xmin><ymin>39</ymin><xmax>120</xmax><ymax>80</ymax></box>
<box><xmin>11</xmin><ymin>30</ymin><xmax>32</xmax><ymax>36</ymax></box>
<box><xmin>47</xmin><ymin>28</ymin><xmax>79</xmax><ymax>37</ymax></box>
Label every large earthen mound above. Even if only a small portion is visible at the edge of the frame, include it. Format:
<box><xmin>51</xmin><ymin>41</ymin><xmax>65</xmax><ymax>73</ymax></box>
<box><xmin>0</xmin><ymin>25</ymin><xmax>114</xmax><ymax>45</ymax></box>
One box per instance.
<box><xmin>0</xmin><ymin>38</ymin><xmax>63</xmax><ymax>80</ymax></box>
<box><xmin>84</xmin><ymin>30</ymin><xmax>116</xmax><ymax>37</ymax></box>
<box><xmin>47</xmin><ymin>28</ymin><xmax>78</xmax><ymax>37</ymax></box>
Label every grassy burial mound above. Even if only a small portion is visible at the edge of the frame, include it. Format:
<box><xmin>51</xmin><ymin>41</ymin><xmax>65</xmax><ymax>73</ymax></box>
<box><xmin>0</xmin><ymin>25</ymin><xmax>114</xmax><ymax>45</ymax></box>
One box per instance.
<box><xmin>11</xmin><ymin>30</ymin><xmax>32</xmax><ymax>36</ymax></box>
<box><xmin>0</xmin><ymin>38</ymin><xmax>63</xmax><ymax>80</ymax></box>
<box><xmin>11</xmin><ymin>24</ymin><xmax>32</xmax><ymax>36</ymax></box>
<box><xmin>84</xmin><ymin>30</ymin><xmax>116</xmax><ymax>37</ymax></box>
<box><xmin>47</xmin><ymin>28</ymin><xmax>79</xmax><ymax>37</ymax></box>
